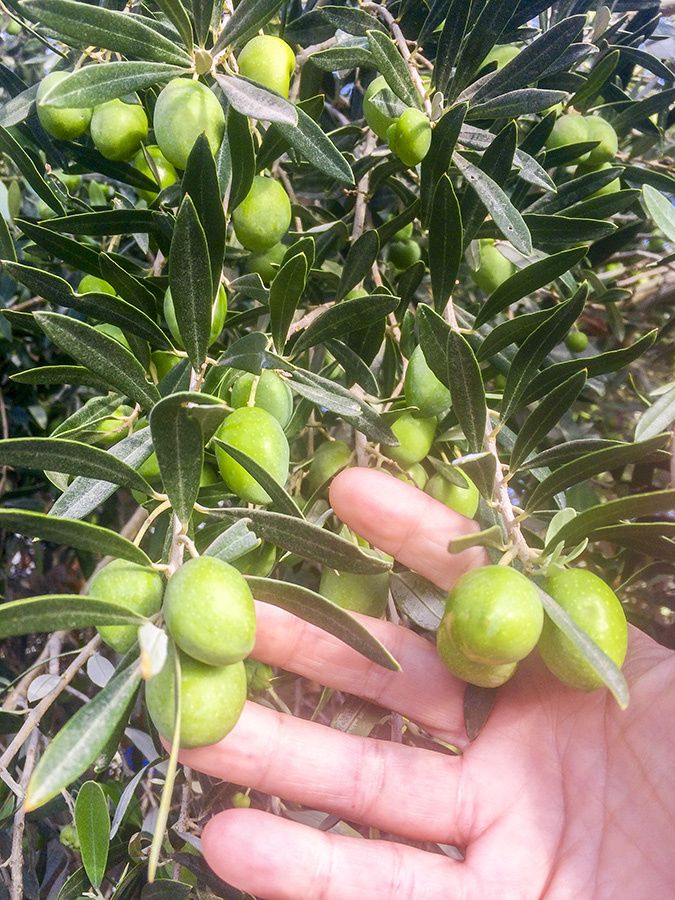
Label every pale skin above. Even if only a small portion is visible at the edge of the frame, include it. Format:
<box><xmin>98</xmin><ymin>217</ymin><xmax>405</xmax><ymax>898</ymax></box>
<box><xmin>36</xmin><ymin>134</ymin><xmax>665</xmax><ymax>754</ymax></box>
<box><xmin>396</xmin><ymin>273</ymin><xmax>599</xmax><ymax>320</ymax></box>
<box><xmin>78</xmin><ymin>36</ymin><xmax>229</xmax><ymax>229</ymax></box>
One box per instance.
<box><xmin>178</xmin><ymin>468</ymin><xmax>675</xmax><ymax>899</ymax></box>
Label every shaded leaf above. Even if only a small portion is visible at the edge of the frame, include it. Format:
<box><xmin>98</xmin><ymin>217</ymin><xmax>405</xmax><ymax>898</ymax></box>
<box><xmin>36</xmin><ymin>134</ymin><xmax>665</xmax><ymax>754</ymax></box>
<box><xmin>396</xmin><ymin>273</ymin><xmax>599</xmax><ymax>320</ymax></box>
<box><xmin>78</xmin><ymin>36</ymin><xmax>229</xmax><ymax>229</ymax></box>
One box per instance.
<box><xmin>215</xmin><ymin>74</ymin><xmax>298</xmax><ymax>125</ymax></box>
<box><xmin>75</xmin><ymin>782</ymin><xmax>110</xmax><ymax>890</ymax></box>
<box><xmin>215</xmin><ymin>0</ymin><xmax>285</xmax><ymax>51</ymax></box>
<box><xmin>292</xmin><ymin>292</ymin><xmax>399</xmax><ymax>355</ymax></box>
<box><xmin>270</xmin><ymin>253</ymin><xmax>308</xmax><ymax>353</ymax></box>
<box><xmin>0</xmin><ymin>125</ymin><xmax>65</xmax><ymax>217</ymax></box>
<box><xmin>429</xmin><ymin>175</ymin><xmax>462</xmax><ymax>312</ymax></box>
<box><xmin>335</xmin><ymin>230</ymin><xmax>379</xmax><ymax>302</ymax></box>
<box><xmin>212</xmin><ymin>438</ymin><xmax>302</xmax><ymax>518</ymax></box>
<box><xmin>39</xmin><ymin>61</ymin><xmax>185</xmax><ymax>109</ymax></box>
<box><xmin>390</xmin><ymin>571</ymin><xmax>445</xmax><ymax>631</ymax></box>
<box><xmin>367</xmin><ymin>29</ymin><xmax>420</xmax><ymax>109</ymax></box>
<box><xmin>0</xmin><ymin>595</ymin><xmax>147</xmax><ymax>640</ymax></box>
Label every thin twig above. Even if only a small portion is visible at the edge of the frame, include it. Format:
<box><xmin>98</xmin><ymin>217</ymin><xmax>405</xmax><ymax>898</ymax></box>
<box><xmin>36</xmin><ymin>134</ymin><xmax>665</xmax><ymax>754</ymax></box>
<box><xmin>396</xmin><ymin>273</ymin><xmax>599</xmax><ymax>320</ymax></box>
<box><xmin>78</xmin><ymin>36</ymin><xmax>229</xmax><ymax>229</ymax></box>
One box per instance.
<box><xmin>9</xmin><ymin>730</ymin><xmax>38</xmax><ymax>900</ymax></box>
<box><xmin>351</xmin><ymin>133</ymin><xmax>378</xmax><ymax>242</ymax></box>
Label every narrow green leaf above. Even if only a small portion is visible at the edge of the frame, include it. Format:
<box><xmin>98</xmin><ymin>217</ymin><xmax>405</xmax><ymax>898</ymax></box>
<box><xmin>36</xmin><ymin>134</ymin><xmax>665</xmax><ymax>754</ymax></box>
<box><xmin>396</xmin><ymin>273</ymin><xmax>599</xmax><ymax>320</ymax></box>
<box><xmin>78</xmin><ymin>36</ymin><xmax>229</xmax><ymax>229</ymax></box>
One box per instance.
<box><xmin>635</xmin><ymin>385</ymin><xmax>675</xmax><ymax>442</ymax></box>
<box><xmin>154</xmin><ymin>0</ymin><xmax>193</xmax><ymax>50</ymax></box>
<box><xmin>0</xmin><ymin>595</ymin><xmax>147</xmax><ymax>640</ymax></box>
<box><xmin>449</xmin><ymin>0</ymin><xmax>514</xmax><ymax>98</ymax></box>
<box><xmin>611</xmin><ymin>87</ymin><xmax>675</xmax><ymax>134</ymax></box>
<box><xmin>433</xmin><ymin>0</ymin><xmax>470</xmax><ymax>95</ymax></box>
<box><xmin>501</xmin><ymin>285</ymin><xmax>587</xmax><ymax>421</ymax></box>
<box><xmin>39</xmin><ymin>62</ymin><xmax>185</xmax><ymax>109</ymax></box>
<box><xmin>326</xmin><ymin>339</ymin><xmax>379</xmax><ymax>395</ymax></box>
<box><xmin>182</xmin><ymin>135</ymin><xmax>225</xmax><ymax>289</ymax></box>
<box><xmin>420</xmin><ymin>103</ymin><xmax>467</xmax><ymax>223</ymax></box>
<box><xmin>225</xmin><ymin>107</ymin><xmax>255</xmax><ymax>209</ymax></box>
<box><xmin>571</xmin><ymin>49</ymin><xmax>620</xmax><ymax>109</ymax></box>
<box><xmin>468</xmin><ymin>89</ymin><xmax>567</xmax><ymax>120</ymax></box>
<box><xmin>192</xmin><ymin>0</ymin><xmax>213</xmax><ymax>44</ymax></box>
<box><xmin>20</xmin><ymin>0</ymin><xmax>193</xmax><ymax>65</ymax></box>
<box><xmin>335</xmin><ymin>230</ymin><xmax>379</xmax><ymax>302</ymax></box>
<box><xmin>270</xmin><ymin>253</ymin><xmax>308</xmax><ymax>353</ymax></box>
<box><xmin>518</xmin><ymin>439</ymin><xmax>623</xmax><ymax>473</ymax></box>
<box><xmin>586</xmin><ymin>524</ymin><xmax>675</xmax><ymax>562</ymax></box>
<box><xmin>51</xmin><ymin>429</ymin><xmax>154</xmax><ymax>520</ymax></box>
<box><xmin>75</xmin><ymin>782</ymin><xmax>110</xmax><ymax>890</ymax></box>
<box><xmin>454</xmin><ymin>152</ymin><xmax>532</xmax><ymax>254</ymax></box>
<box><xmin>292</xmin><ymin>292</ymin><xmax>399</xmax><ymax>355</ymax></box>
<box><xmin>246</xmin><ymin>576</ymin><xmax>400</xmax><ymax>672</ymax></box>
<box><xmin>34</xmin><ymin>312</ymin><xmax>160</xmax><ymax>410</ymax></box>
<box><xmin>320</xmin><ymin>5</ymin><xmax>384</xmax><ymax>36</ymax></box>
<box><xmin>10</xmin><ymin>365</ymin><xmax>109</xmax><ymax>390</ymax></box>
<box><xmin>429</xmin><ymin>175</ymin><xmax>462</xmax><ymax>312</ymax></box>
<box><xmin>474</xmin><ymin>245</ymin><xmax>587</xmax><ymax>328</ymax></box>
<box><xmin>641</xmin><ymin>185</ymin><xmax>675</xmax><ymax>244</ymax></box>
<box><xmin>215</xmin><ymin>74</ymin><xmax>298</xmax><ymax>125</ymax></box>
<box><xmin>25</xmin><ymin>660</ymin><xmax>141</xmax><ymax>810</ymax></box>
<box><xmin>477</xmin><ymin>306</ymin><xmax>558</xmax><ymax>360</ymax></box>
<box><xmin>528</xmin><ymin>167</ymin><xmax>624</xmax><ymax>215</ymax></box>
<box><xmin>215</xmin><ymin>0</ymin><xmax>285</xmax><ymax>51</ymax></box>
<box><xmin>169</xmin><ymin>195</ymin><xmax>213</xmax><ymax>369</ymax></box>
<box><xmin>211</xmin><ymin>438</ymin><xmax>302</xmax><ymax>518</ymax></box>
<box><xmin>0</xmin><ymin>126</ymin><xmax>65</xmax><ymax>217</ymax></box>
<box><xmin>0</xmin><ymin>84</ymin><xmax>39</xmax><ymax>128</ymax></box>
<box><xmin>418</xmin><ymin>306</ymin><xmax>486</xmax><ymax>452</ymax></box>
<box><xmin>0</xmin><ymin>211</ymin><xmax>15</xmax><ymax>263</ymax></box>
<box><xmin>367</xmin><ymin>29</ymin><xmax>420</xmax><ymax>109</ymax></box>
<box><xmin>310</xmin><ymin>44</ymin><xmax>373</xmax><ymax>71</ymax></box>
<box><xmin>510</xmin><ymin>371</ymin><xmax>587</xmax><ymax>472</ymax></box>
<box><xmin>0</xmin><ymin>509</ymin><xmax>151</xmax><ymax>564</ymax></box>
<box><xmin>15</xmin><ymin>219</ymin><xmax>101</xmax><ymax>276</ymax></box>
<box><xmin>44</xmin><ymin>209</ymin><xmax>172</xmax><ymax>240</ymax></box>
<box><xmin>201</xmin><ymin>519</ymin><xmax>259</xmax><ymax>563</ymax></box>
<box><xmin>99</xmin><ymin>253</ymin><xmax>157</xmax><ymax>319</ymax></box>
<box><xmin>545</xmin><ymin>489</ymin><xmax>675</xmax><ymax>551</ymax></box>
<box><xmin>389</xmin><ymin>571</ymin><xmax>445</xmax><ymax>631</ymax></box>
<box><xmin>538</xmin><ymin>586</ymin><xmax>629</xmax><ymax>710</ymax></box>
<box><xmin>526</xmin><ymin>433</ymin><xmax>670</xmax><ymax>510</ymax></box>
<box><xmin>203</xmin><ymin>507</ymin><xmax>392</xmax><ymax>574</ymax></box>
<box><xmin>273</xmin><ymin>106</ymin><xmax>354</xmax><ymax>185</ymax></box>
<box><xmin>524</xmin><ymin>214</ymin><xmax>616</xmax><ymax>249</ymax></box>
<box><xmin>0</xmin><ymin>437</ymin><xmax>153</xmax><ymax>493</ymax></box>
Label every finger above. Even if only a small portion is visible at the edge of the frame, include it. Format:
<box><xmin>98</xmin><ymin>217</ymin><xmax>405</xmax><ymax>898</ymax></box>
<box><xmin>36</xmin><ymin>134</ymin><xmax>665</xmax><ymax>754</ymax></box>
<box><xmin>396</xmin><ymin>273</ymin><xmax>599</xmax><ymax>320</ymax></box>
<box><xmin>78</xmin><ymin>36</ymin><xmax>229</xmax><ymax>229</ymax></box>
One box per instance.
<box><xmin>330</xmin><ymin>467</ymin><xmax>487</xmax><ymax>590</ymax></box>
<box><xmin>203</xmin><ymin>809</ymin><xmax>466</xmax><ymax>900</ymax></box>
<box><xmin>179</xmin><ymin>702</ymin><xmax>470</xmax><ymax>844</ymax></box>
<box><xmin>252</xmin><ymin>602</ymin><xmax>466</xmax><ymax>739</ymax></box>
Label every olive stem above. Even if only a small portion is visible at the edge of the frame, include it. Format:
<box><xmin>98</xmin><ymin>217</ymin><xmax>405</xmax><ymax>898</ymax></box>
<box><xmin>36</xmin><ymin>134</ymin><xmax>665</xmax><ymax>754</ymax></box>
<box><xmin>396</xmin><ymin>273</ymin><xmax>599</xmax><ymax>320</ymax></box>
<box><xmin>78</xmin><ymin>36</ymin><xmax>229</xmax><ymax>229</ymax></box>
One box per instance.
<box><xmin>9</xmin><ymin>729</ymin><xmax>38</xmax><ymax>900</ymax></box>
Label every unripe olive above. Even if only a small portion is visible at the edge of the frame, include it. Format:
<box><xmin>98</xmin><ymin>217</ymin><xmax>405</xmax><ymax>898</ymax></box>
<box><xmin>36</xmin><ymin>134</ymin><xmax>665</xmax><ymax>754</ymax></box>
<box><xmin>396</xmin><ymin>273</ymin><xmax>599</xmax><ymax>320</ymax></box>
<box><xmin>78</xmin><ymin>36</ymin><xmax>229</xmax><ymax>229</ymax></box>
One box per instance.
<box><xmin>436</xmin><ymin>620</ymin><xmax>517</xmax><ymax>688</ymax></box>
<box><xmin>404</xmin><ymin>345</ymin><xmax>451</xmax><ymax>417</ymax></box>
<box><xmin>245</xmin><ymin>659</ymin><xmax>274</xmax><ymax>693</ymax></box>
<box><xmin>565</xmin><ymin>330</ymin><xmax>589</xmax><ymax>353</ymax></box>
<box><xmin>230</xmin><ymin>370</ymin><xmax>293</xmax><ymax>429</ymax></box>
<box><xmin>237</xmin><ymin>35</ymin><xmax>296</xmax><ymax>98</ymax></box>
<box><xmin>5</xmin><ymin>18</ymin><xmax>22</xmax><ymax>35</ymax></box>
<box><xmin>215</xmin><ymin>406</ymin><xmax>290</xmax><ymax>504</ymax></box>
<box><xmin>384</xmin><ymin>412</ymin><xmax>436</xmax><ymax>468</ymax></box>
<box><xmin>583</xmin><ymin>116</ymin><xmax>618</xmax><ymax>166</ymax></box>
<box><xmin>539</xmin><ymin>568</ymin><xmax>628</xmax><ymax>691</ymax></box>
<box><xmin>305</xmin><ymin>440</ymin><xmax>352</xmax><ymax>496</ymax></box>
<box><xmin>91</xmin><ymin>404</ymin><xmax>134</xmax><ymax>448</ymax></box>
<box><xmin>425</xmin><ymin>471</ymin><xmax>479</xmax><ymax>519</ymax></box>
<box><xmin>232</xmin><ymin>176</ymin><xmax>292</xmax><ymax>253</ymax></box>
<box><xmin>363</xmin><ymin>75</ymin><xmax>397</xmax><ymax>140</ymax></box>
<box><xmin>443</xmin><ymin>566</ymin><xmax>543</xmax><ymax>666</ymax></box>
<box><xmin>473</xmin><ymin>240</ymin><xmax>515</xmax><ymax>294</ymax></box>
<box><xmin>59</xmin><ymin>824</ymin><xmax>80</xmax><ymax>851</ymax></box>
<box><xmin>164</xmin><ymin>284</ymin><xmax>227</xmax><ymax>348</ymax></box>
<box><xmin>481</xmin><ymin>45</ymin><xmax>520</xmax><ymax>70</ymax></box>
<box><xmin>36</xmin><ymin>71</ymin><xmax>92</xmax><ymax>140</ymax></box>
<box><xmin>90</xmin><ymin>99</ymin><xmax>148</xmax><ymax>161</ymax></box>
<box><xmin>151</xmin><ymin>350</ymin><xmax>182</xmax><ymax>382</ymax></box>
<box><xmin>231</xmin><ymin>791</ymin><xmax>251</xmax><ymax>809</ymax></box>
<box><xmin>133</xmin><ymin>145</ymin><xmax>177</xmax><ymax>201</ymax></box>
<box><xmin>394</xmin><ymin>462</ymin><xmax>427</xmax><ymax>490</ymax></box>
<box><xmin>145</xmin><ymin>647</ymin><xmax>247</xmax><ymax>748</ymax></box>
<box><xmin>154</xmin><ymin>78</ymin><xmax>225</xmax><ymax>170</ymax></box>
<box><xmin>387</xmin><ymin>108</ymin><xmax>431</xmax><ymax>167</ymax></box>
<box><xmin>320</xmin><ymin>547</ymin><xmax>390</xmax><ymax>617</ymax></box>
<box><xmin>87</xmin><ymin>559</ymin><xmax>164</xmax><ymax>652</ymax></box>
<box><xmin>393</xmin><ymin>222</ymin><xmax>414</xmax><ymax>241</ymax></box>
<box><xmin>545</xmin><ymin>114</ymin><xmax>590</xmax><ymax>160</ymax></box>
<box><xmin>78</xmin><ymin>274</ymin><xmax>115</xmax><ymax>295</ymax></box>
<box><xmin>164</xmin><ymin>556</ymin><xmax>256</xmax><ymax>666</ymax></box>
<box><xmin>575</xmin><ymin>161</ymin><xmax>621</xmax><ymax>198</ymax></box>
<box><xmin>246</xmin><ymin>242</ymin><xmax>287</xmax><ymax>284</ymax></box>
<box><xmin>389</xmin><ymin>239</ymin><xmax>421</xmax><ymax>270</ymax></box>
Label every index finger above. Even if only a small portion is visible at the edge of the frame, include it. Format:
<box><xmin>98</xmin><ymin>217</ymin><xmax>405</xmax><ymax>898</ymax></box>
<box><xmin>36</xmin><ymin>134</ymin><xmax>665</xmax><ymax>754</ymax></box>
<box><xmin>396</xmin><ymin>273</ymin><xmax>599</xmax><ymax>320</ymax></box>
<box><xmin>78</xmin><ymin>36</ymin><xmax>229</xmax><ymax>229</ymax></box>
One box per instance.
<box><xmin>330</xmin><ymin>467</ymin><xmax>487</xmax><ymax>590</ymax></box>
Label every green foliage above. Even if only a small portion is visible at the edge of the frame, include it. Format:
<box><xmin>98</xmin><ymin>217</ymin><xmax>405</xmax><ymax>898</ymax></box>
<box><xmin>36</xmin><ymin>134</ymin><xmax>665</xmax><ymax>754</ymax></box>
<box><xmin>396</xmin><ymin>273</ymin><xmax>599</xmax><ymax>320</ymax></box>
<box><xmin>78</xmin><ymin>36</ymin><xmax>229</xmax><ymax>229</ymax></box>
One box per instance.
<box><xmin>0</xmin><ymin>0</ymin><xmax>673</xmax><ymax>894</ymax></box>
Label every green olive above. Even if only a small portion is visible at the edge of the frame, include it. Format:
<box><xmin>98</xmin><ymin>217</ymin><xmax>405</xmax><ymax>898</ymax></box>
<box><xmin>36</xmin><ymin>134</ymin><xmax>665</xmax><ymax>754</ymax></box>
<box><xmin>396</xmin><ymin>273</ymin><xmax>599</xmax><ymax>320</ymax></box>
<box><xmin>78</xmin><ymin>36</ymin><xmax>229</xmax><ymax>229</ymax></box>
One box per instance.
<box><xmin>443</xmin><ymin>566</ymin><xmax>543</xmax><ymax>666</ymax></box>
<box><xmin>389</xmin><ymin>239</ymin><xmax>422</xmax><ymax>270</ymax></box>
<box><xmin>91</xmin><ymin>404</ymin><xmax>134</xmax><ymax>448</ymax></box>
<box><xmin>87</xmin><ymin>559</ymin><xmax>163</xmax><ymax>652</ymax></box>
<box><xmin>393</xmin><ymin>462</ymin><xmax>427</xmax><ymax>490</ymax></box>
<box><xmin>90</xmin><ymin>99</ymin><xmax>148</xmax><ymax>161</ymax></box>
<box><xmin>583</xmin><ymin>116</ymin><xmax>618</xmax><ymax>166</ymax></box>
<box><xmin>237</xmin><ymin>35</ymin><xmax>296</xmax><ymax>98</ymax></box>
<box><xmin>387</xmin><ymin>108</ymin><xmax>431</xmax><ymax>167</ymax></box>
<box><xmin>404</xmin><ymin>345</ymin><xmax>451</xmax><ymax>417</ymax></box>
<box><xmin>78</xmin><ymin>274</ymin><xmax>116</xmax><ymax>295</ymax></box>
<box><xmin>133</xmin><ymin>145</ymin><xmax>177</xmax><ymax>201</ymax></box>
<box><xmin>436</xmin><ymin>623</ymin><xmax>517</xmax><ymax>688</ymax></box>
<box><xmin>215</xmin><ymin>406</ymin><xmax>290</xmax><ymax>504</ymax></box>
<box><xmin>473</xmin><ymin>240</ymin><xmax>515</xmax><ymax>294</ymax></box>
<box><xmin>230</xmin><ymin>542</ymin><xmax>277</xmax><ymax>578</ymax></box>
<box><xmin>320</xmin><ymin>542</ymin><xmax>390</xmax><ymax>617</ymax></box>
<box><xmin>539</xmin><ymin>568</ymin><xmax>628</xmax><ymax>691</ymax></box>
<box><xmin>305</xmin><ymin>439</ymin><xmax>352</xmax><ymax>496</ymax></box>
<box><xmin>384</xmin><ymin>412</ymin><xmax>436</xmax><ymax>468</ymax></box>
<box><xmin>164</xmin><ymin>556</ymin><xmax>256</xmax><ymax>666</ymax></box>
<box><xmin>151</xmin><ymin>350</ymin><xmax>182</xmax><ymax>382</ymax></box>
<box><xmin>154</xmin><ymin>78</ymin><xmax>225</xmax><ymax>170</ymax></box>
<box><xmin>363</xmin><ymin>75</ymin><xmax>397</xmax><ymax>140</ymax></box>
<box><xmin>164</xmin><ymin>284</ymin><xmax>227</xmax><ymax>348</ymax></box>
<box><xmin>425</xmin><ymin>471</ymin><xmax>479</xmax><ymax>519</ymax></box>
<box><xmin>145</xmin><ymin>647</ymin><xmax>247</xmax><ymax>748</ymax></box>
<box><xmin>36</xmin><ymin>72</ymin><xmax>92</xmax><ymax>141</ymax></box>
<box><xmin>230</xmin><ymin>370</ymin><xmax>293</xmax><ymax>429</ymax></box>
<box><xmin>565</xmin><ymin>330</ymin><xmax>589</xmax><ymax>353</ymax></box>
<box><xmin>232</xmin><ymin>176</ymin><xmax>292</xmax><ymax>253</ymax></box>
<box><xmin>246</xmin><ymin>242</ymin><xmax>287</xmax><ymax>284</ymax></box>
<box><xmin>545</xmin><ymin>114</ymin><xmax>590</xmax><ymax>161</ymax></box>
<box><xmin>575</xmin><ymin>161</ymin><xmax>621</xmax><ymax>198</ymax></box>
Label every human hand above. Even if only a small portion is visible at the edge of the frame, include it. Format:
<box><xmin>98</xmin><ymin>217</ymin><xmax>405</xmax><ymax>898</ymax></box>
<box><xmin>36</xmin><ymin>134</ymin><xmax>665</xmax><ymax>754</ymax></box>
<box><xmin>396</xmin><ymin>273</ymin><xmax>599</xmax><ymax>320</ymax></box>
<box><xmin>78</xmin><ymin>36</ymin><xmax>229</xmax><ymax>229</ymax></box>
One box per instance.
<box><xmin>179</xmin><ymin>468</ymin><xmax>675</xmax><ymax>900</ymax></box>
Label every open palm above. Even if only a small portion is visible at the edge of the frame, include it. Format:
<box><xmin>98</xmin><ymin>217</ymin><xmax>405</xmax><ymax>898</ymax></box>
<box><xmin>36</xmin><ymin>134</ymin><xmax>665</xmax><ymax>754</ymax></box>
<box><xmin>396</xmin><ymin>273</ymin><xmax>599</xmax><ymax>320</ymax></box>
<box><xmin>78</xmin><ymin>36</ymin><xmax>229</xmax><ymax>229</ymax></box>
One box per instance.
<box><xmin>179</xmin><ymin>469</ymin><xmax>675</xmax><ymax>899</ymax></box>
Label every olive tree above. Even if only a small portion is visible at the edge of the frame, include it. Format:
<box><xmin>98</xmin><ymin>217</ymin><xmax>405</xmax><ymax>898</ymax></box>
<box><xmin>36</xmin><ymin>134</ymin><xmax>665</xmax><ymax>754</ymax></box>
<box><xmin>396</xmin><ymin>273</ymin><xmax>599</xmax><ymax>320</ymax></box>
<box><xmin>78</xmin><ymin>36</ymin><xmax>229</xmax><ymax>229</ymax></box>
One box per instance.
<box><xmin>0</xmin><ymin>0</ymin><xmax>673</xmax><ymax>895</ymax></box>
